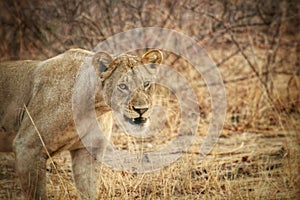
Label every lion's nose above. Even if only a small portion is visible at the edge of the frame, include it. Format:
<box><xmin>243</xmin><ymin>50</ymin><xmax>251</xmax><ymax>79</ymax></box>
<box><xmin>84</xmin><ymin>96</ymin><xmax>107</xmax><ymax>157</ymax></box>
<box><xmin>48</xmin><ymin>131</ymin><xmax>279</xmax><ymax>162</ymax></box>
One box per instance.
<box><xmin>133</xmin><ymin>106</ymin><xmax>148</xmax><ymax>115</ymax></box>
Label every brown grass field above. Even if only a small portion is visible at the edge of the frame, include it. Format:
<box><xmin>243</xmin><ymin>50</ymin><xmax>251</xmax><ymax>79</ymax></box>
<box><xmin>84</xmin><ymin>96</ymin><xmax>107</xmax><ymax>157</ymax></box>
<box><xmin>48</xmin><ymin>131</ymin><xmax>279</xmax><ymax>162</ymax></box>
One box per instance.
<box><xmin>0</xmin><ymin>0</ymin><xmax>299</xmax><ymax>199</ymax></box>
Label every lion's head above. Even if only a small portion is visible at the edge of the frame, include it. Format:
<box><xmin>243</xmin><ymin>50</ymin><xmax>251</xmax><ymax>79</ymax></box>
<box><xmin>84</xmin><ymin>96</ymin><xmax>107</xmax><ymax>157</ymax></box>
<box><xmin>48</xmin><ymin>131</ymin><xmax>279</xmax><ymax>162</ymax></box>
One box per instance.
<box><xmin>92</xmin><ymin>50</ymin><xmax>163</xmax><ymax>135</ymax></box>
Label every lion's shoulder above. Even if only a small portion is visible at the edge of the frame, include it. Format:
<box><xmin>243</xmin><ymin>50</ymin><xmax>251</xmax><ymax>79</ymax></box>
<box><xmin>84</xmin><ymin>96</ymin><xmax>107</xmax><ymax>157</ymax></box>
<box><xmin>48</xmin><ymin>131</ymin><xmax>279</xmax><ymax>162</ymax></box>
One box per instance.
<box><xmin>40</xmin><ymin>48</ymin><xmax>93</xmax><ymax>66</ymax></box>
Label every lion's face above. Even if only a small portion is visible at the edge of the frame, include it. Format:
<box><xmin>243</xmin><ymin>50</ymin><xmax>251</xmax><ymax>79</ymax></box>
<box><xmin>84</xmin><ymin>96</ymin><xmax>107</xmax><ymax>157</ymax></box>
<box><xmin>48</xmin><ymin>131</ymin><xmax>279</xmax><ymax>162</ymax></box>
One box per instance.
<box><xmin>92</xmin><ymin>50</ymin><xmax>163</xmax><ymax>135</ymax></box>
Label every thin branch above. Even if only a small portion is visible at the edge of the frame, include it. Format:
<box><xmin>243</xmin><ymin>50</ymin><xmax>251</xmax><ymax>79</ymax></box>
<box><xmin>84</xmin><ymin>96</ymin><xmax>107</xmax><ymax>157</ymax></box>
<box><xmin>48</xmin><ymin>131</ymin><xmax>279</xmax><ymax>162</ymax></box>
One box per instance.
<box><xmin>23</xmin><ymin>104</ymin><xmax>71</xmax><ymax>200</ymax></box>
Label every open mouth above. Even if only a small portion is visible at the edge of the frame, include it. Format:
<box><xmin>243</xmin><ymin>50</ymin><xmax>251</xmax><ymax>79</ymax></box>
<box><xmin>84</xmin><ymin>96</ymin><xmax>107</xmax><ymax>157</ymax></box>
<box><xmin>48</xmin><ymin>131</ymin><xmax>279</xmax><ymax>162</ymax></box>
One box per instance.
<box><xmin>124</xmin><ymin>115</ymin><xmax>148</xmax><ymax>125</ymax></box>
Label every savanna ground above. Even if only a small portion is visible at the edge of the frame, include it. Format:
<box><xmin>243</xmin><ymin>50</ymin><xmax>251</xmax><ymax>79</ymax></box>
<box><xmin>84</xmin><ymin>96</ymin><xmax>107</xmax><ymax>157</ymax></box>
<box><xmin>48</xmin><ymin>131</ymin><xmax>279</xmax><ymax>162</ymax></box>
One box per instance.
<box><xmin>0</xmin><ymin>0</ymin><xmax>299</xmax><ymax>199</ymax></box>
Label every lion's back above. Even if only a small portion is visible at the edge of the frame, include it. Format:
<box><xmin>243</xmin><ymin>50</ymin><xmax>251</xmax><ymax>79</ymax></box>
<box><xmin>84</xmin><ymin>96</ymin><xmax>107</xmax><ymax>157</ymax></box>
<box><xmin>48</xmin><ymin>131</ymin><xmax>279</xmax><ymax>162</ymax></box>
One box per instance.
<box><xmin>0</xmin><ymin>61</ymin><xmax>38</xmax><ymax>131</ymax></box>
<box><xmin>0</xmin><ymin>49</ymin><xmax>93</xmax><ymax>134</ymax></box>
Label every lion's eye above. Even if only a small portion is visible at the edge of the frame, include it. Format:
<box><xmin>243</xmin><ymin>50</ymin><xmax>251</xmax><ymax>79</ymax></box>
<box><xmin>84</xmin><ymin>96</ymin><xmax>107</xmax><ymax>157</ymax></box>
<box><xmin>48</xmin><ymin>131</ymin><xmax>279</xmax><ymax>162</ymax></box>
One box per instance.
<box><xmin>144</xmin><ymin>81</ymin><xmax>151</xmax><ymax>88</ymax></box>
<box><xmin>118</xmin><ymin>83</ymin><xmax>128</xmax><ymax>90</ymax></box>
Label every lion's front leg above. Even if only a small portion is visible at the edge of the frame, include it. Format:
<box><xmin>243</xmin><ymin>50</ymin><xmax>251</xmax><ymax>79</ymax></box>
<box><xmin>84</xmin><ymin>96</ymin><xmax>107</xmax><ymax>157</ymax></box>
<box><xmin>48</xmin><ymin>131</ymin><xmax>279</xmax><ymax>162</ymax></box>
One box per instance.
<box><xmin>71</xmin><ymin>148</ymin><xmax>102</xmax><ymax>199</ymax></box>
<box><xmin>14</xmin><ymin>133</ymin><xmax>47</xmax><ymax>200</ymax></box>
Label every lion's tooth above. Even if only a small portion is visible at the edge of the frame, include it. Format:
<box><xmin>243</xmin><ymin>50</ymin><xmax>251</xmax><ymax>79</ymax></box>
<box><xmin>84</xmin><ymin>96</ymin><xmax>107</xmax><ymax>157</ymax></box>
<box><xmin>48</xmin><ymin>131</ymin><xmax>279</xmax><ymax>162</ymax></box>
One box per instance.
<box><xmin>132</xmin><ymin>118</ymin><xmax>135</xmax><ymax>122</ymax></box>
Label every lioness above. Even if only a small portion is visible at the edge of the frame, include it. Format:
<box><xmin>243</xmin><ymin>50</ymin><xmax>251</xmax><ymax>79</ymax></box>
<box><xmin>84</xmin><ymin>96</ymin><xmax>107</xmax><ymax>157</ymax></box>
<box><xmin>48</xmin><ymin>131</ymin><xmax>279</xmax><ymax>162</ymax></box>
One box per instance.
<box><xmin>0</xmin><ymin>48</ymin><xmax>163</xmax><ymax>199</ymax></box>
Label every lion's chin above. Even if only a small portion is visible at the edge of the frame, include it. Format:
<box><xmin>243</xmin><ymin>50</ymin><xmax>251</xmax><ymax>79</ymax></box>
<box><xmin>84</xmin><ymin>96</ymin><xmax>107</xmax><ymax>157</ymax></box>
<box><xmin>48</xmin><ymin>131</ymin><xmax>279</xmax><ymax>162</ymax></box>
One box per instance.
<box><xmin>120</xmin><ymin>115</ymin><xmax>150</xmax><ymax>137</ymax></box>
<box><xmin>124</xmin><ymin>115</ymin><xmax>149</xmax><ymax>125</ymax></box>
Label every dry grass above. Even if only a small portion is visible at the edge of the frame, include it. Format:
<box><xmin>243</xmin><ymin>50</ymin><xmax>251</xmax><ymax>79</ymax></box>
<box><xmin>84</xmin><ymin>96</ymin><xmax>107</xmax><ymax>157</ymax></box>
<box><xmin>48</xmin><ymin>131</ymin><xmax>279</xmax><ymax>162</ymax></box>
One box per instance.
<box><xmin>40</xmin><ymin>127</ymin><xmax>300</xmax><ymax>199</ymax></box>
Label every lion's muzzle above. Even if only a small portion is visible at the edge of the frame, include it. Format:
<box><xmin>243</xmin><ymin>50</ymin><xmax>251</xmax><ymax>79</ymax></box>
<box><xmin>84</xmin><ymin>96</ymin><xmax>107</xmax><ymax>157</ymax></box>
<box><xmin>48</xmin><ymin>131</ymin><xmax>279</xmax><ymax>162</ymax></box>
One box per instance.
<box><xmin>125</xmin><ymin>105</ymin><xmax>150</xmax><ymax>125</ymax></box>
<box><xmin>132</xmin><ymin>106</ymin><xmax>148</xmax><ymax>115</ymax></box>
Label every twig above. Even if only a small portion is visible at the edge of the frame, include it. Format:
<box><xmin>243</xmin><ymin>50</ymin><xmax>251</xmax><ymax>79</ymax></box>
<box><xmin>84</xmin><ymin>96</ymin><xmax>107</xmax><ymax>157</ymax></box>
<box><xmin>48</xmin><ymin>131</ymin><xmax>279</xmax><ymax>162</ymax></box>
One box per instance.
<box><xmin>23</xmin><ymin>104</ymin><xmax>71</xmax><ymax>200</ymax></box>
<box><xmin>197</xmin><ymin>70</ymin><xmax>296</xmax><ymax>87</ymax></box>
<box><xmin>210</xmin><ymin>142</ymin><xmax>245</xmax><ymax>156</ymax></box>
<box><xmin>164</xmin><ymin>142</ymin><xmax>245</xmax><ymax>156</ymax></box>
<box><xmin>216</xmin><ymin>45</ymin><xmax>248</xmax><ymax>67</ymax></box>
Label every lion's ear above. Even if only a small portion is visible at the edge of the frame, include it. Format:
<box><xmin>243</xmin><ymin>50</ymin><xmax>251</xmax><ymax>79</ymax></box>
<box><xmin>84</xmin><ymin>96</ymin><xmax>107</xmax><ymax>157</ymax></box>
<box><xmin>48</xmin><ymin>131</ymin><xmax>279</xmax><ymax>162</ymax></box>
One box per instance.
<box><xmin>142</xmin><ymin>49</ymin><xmax>163</xmax><ymax>65</ymax></box>
<box><xmin>92</xmin><ymin>51</ymin><xmax>113</xmax><ymax>74</ymax></box>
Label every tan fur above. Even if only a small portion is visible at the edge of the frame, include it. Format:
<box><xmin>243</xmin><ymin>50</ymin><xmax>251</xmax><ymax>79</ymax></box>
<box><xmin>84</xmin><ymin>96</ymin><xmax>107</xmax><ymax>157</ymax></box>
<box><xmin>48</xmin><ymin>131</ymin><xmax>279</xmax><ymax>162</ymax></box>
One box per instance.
<box><xmin>0</xmin><ymin>48</ymin><xmax>162</xmax><ymax>199</ymax></box>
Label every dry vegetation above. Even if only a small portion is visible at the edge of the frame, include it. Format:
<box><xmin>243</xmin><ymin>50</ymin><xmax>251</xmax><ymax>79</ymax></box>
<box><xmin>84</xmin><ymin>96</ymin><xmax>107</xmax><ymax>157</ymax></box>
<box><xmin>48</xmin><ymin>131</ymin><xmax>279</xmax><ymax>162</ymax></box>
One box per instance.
<box><xmin>0</xmin><ymin>0</ymin><xmax>299</xmax><ymax>199</ymax></box>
